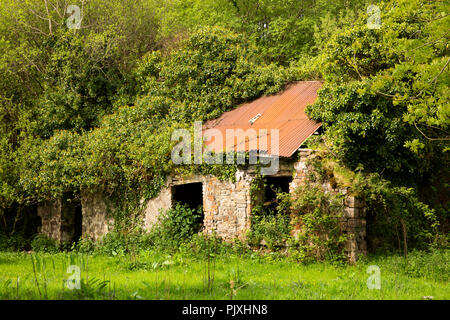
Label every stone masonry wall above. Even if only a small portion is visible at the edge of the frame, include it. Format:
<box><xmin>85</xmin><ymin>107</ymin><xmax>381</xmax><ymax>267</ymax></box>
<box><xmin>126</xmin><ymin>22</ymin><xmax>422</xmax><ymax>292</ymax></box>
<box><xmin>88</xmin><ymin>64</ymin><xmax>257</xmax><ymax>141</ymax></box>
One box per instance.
<box><xmin>290</xmin><ymin>149</ymin><xmax>367</xmax><ymax>262</ymax></box>
<box><xmin>143</xmin><ymin>187</ymin><xmax>172</xmax><ymax>231</ymax></box>
<box><xmin>81</xmin><ymin>191</ymin><xmax>114</xmax><ymax>242</ymax></box>
<box><xmin>141</xmin><ymin>152</ymin><xmax>367</xmax><ymax>263</ymax></box>
<box><xmin>143</xmin><ymin>170</ymin><xmax>253</xmax><ymax>240</ymax></box>
<box><xmin>37</xmin><ymin>200</ymin><xmax>62</xmax><ymax>242</ymax></box>
<box><xmin>203</xmin><ymin>169</ymin><xmax>252</xmax><ymax>240</ymax></box>
<box><xmin>142</xmin><ymin>175</ymin><xmax>202</xmax><ymax>231</ymax></box>
<box><xmin>37</xmin><ymin>198</ymin><xmax>79</xmax><ymax>243</ymax></box>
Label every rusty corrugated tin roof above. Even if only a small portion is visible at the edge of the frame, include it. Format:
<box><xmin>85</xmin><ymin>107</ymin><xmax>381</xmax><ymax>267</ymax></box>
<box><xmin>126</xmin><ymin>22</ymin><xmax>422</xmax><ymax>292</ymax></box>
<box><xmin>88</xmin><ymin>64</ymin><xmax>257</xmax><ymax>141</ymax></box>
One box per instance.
<box><xmin>203</xmin><ymin>81</ymin><xmax>322</xmax><ymax>158</ymax></box>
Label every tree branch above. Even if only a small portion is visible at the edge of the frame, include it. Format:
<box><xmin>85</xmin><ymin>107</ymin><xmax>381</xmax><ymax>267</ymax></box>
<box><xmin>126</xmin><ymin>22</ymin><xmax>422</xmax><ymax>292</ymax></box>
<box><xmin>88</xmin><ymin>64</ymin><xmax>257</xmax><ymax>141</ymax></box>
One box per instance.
<box><xmin>414</xmin><ymin>122</ymin><xmax>450</xmax><ymax>141</ymax></box>
<box><xmin>44</xmin><ymin>0</ymin><xmax>52</xmax><ymax>35</ymax></box>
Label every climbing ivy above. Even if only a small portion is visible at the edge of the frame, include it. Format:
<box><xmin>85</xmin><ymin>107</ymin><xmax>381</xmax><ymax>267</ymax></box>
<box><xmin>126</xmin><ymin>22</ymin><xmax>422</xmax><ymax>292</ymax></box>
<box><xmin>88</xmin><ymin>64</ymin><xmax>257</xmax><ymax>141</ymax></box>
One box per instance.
<box><xmin>15</xmin><ymin>27</ymin><xmax>293</xmax><ymax>211</ymax></box>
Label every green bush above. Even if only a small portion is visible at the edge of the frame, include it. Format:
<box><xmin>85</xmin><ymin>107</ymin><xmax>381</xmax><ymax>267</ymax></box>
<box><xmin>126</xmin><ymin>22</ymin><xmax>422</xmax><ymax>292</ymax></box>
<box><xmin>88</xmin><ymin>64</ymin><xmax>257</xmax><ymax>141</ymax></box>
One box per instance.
<box><xmin>73</xmin><ymin>236</ymin><xmax>97</xmax><ymax>254</ymax></box>
<box><xmin>247</xmin><ymin>184</ymin><xmax>293</xmax><ymax>251</ymax></box>
<box><xmin>401</xmin><ymin>249</ymin><xmax>450</xmax><ymax>282</ymax></box>
<box><xmin>0</xmin><ymin>233</ymin><xmax>28</xmax><ymax>251</ymax></box>
<box><xmin>289</xmin><ymin>186</ymin><xmax>348</xmax><ymax>263</ymax></box>
<box><xmin>96</xmin><ymin>231</ymin><xmax>128</xmax><ymax>257</ymax></box>
<box><xmin>247</xmin><ymin>214</ymin><xmax>291</xmax><ymax>250</ymax></box>
<box><xmin>148</xmin><ymin>203</ymin><xmax>203</xmax><ymax>250</ymax></box>
<box><xmin>30</xmin><ymin>235</ymin><xmax>59</xmax><ymax>253</ymax></box>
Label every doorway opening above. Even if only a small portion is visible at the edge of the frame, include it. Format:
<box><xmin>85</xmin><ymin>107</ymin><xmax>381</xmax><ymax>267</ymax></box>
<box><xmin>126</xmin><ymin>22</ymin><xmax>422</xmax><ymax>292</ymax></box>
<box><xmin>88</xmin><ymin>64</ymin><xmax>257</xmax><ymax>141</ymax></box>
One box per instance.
<box><xmin>171</xmin><ymin>182</ymin><xmax>204</xmax><ymax>233</ymax></box>
<box><xmin>74</xmin><ymin>202</ymin><xmax>82</xmax><ymax>243</ymax></box>
<box><xmin>264</xmin><ymin>176</ymin><xmax>292</xmax><ymax>214</ymax></box>
<box><xmin>61</xmin><ymin>193</ymin><xmax>83</xmax><ymax>244</ymax></box>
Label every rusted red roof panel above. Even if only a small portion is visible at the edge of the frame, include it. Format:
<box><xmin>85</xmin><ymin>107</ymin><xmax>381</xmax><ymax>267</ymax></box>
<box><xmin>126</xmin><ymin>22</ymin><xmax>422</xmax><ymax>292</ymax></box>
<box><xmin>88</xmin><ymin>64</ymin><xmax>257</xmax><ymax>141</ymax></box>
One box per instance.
<box><xmin>203</xmin><ymin>81</ymin><xmax>322</xmax><ymax>158</ymax></box>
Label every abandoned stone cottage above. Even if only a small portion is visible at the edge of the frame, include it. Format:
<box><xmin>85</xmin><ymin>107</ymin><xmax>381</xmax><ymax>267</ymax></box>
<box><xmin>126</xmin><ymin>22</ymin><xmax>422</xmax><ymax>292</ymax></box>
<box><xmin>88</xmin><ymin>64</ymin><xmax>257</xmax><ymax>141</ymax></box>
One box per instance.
<box><xmin>37</xmin><ymin>81</ymin><xmax>367</xmax><ymax>261</ymax></box>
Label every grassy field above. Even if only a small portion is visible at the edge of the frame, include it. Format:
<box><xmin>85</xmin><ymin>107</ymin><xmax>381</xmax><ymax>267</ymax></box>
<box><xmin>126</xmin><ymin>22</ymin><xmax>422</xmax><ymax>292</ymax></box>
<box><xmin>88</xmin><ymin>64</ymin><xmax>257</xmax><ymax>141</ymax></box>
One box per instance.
<box><xmin>0</xmin><ymin>249</ymin><xmax>448</xmax><ymax>300</ymax></box>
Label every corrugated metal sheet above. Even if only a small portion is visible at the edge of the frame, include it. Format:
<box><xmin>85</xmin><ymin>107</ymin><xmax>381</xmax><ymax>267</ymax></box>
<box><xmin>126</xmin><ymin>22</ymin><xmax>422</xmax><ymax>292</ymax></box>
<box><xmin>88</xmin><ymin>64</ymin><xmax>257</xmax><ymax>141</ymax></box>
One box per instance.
<box><xmin>203</xmin><ymin>81</ymin><xmax>322</xmax><ymax>158</ymax></box>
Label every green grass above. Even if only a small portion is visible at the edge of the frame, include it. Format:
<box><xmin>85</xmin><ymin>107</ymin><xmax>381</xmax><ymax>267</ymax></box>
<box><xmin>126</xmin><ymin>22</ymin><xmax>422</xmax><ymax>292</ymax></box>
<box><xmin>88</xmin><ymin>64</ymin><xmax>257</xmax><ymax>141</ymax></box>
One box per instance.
<box><xmin>0</xmin><ymin>249</ymin><xmax>448</xmax><ymax>300</ymax></box>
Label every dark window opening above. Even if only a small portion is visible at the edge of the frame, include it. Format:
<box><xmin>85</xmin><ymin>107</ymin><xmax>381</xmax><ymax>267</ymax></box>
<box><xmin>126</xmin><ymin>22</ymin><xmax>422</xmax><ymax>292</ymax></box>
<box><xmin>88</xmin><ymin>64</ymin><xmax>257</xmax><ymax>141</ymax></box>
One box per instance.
<box><xmin>264</xmin><ymin>176</ymin><xmax>292</xmax><ymax>214</ymax></box>
<box><xmin>172</xmin><ymin>182</ymin><xmax>204</xmax><ymax>232</ymax></box>
<box><xmin>74</xmin><ymin>203</ymin><xmax>82</xmax><ymax>243</ymax></box>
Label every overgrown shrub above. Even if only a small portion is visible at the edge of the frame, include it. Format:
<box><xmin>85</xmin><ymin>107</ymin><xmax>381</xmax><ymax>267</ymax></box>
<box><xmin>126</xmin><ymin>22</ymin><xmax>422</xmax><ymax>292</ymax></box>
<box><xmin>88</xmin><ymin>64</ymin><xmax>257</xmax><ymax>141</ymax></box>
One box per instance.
<box><xmin>289</xmin><ymin>186</ymin><xmax>348</xmax><ymax>263</ymax></box>
<box><xmin>401</xmin><ymin>249</ymin><xmax>450</xmax><ymax>282</ymax></box>
<box><xmin>247</xmin><ymin>174</ymin><xmax>347</xmax><ymax>262</ymax></box>
<box><xmin>247</xmin><ymin>214</ymin><xmax>291</xmax><ymax>250</ymax></box>
<box><xmin>178</xmin><ymin>233</ymin><xmax>251</xmax><ymax>260</ymax></box>
<box><xmin>99</xmin><ymin>193</ymin><xmax>150</xmax><ymax>257</ymax></box>
<box><xmin>0</xmin><ymin>233</ymin><xmax>28</xmax><ymax>251</ymax></box>
<box><xmin>30</xmin><ymin>235</ymin><xmax>59</xmax><ymax>253</ymax></box>
<box><xmin>73</xmin><ymin>236</ymin><xmax>97</xmax><ymax>254</ymax></box>
<box><xmin>148</xmin><ymin>203</ymin><xmax>203</xmax><ymax>250</ymax></box>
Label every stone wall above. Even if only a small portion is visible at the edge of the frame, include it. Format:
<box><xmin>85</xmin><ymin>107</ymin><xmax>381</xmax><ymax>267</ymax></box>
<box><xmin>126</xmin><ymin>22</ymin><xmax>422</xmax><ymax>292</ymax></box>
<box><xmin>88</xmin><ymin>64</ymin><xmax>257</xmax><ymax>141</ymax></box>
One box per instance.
<box><xmin>342</xmin><ymin>197</ymin><xmax>367</xmax><ymax>262</ymax></box>
<box><xmin>289</xmin><ymin>149</ymin><xmax>367</xmax><ymax>262</ymax></box>
<box><xmin>143</xmin><ymin>187</ymin><xmax>172</xmax><ymax>230</ymax></box>
<box><xmin>143</xmin><ymin>175</ymin><xmax>202</xmax><ymax>231</ymax></box>
<box><xmin>203</xmin><ymin>169</ymin><xmax>252</xmax><ymax>240</ymax></box>
<box><xmin>37</xmin><ymin>200</ymin><xmax>62</xmax><ymax>242</ymax></box>
<box><xmin>36</xmin><ymin>150</ymin><xmax>367</xmax><ymax>262</ymax></box>
<box><xmin>142</xmin><ymin>171</ymin><xmax>253</xmax><ymax>240</ymax></box>
<box><xmin>142</xmin><ymin>152</ymin><xmax>367</xmax><ymax>263</ymax></box>
<box><xmin>81</xmin><ymin>191</ymin><xmax>114</xmax><ymax>242</ymax></box>
<box><xmin>37</xmin><ymin>198</ymin><xmax>79</xmax><ymax>243</ymax></box>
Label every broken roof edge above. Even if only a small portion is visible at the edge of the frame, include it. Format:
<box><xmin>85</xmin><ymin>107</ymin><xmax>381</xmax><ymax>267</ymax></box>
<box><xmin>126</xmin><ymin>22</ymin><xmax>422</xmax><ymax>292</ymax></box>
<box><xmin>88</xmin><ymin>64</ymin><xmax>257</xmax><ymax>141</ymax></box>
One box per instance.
<box><xmin>284</xmin><ymin>123</ymin><xmax>322</xmax><ymax>158</ymax></box>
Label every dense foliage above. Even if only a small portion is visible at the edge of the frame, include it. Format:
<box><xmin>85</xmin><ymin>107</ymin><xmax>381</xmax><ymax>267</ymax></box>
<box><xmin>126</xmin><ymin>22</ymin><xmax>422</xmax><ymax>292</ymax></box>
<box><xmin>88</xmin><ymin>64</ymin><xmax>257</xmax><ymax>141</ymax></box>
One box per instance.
<box><xmin>307</xmin><ymin>0</ymin><xmax>449</xmax><ymax>179</ymax></box>
<box><xmin>302</xmin><ymin>149</ymin><xmax>439</xmax><ymax>255</ymax></box>
<box><xmin>148</xmin><ymin>203</ymin><xmax>203</xmax><ymax>250</ymax></box>
<box><xmin>0</xmin><ymin>0</ymin><xmax>448</xmax><ymax>253</ymax></box>
<box><xmin>306</xmin><ymin>0</ymin><xmax>449</xmax><ymax>237</ymax></box>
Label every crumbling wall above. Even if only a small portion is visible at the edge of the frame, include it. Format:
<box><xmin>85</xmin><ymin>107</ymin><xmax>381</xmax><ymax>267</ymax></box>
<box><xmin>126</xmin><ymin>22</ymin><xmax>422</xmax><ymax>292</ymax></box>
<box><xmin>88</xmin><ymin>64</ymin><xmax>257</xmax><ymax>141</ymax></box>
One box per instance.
<box><xmin>203</xmin><ymin>170</ymin><xmax>252</xmax><ymax>240</ymax></box>
<box><xmin>142</xmin><ymin>171</ymin><xmax>253</xmax><ymax>240</ymax></box>
<box><xmin>290</xmin><ymin>149</ymin><xmax>367</xmax><ymax>262</ymax></box>
<box><xmin>37</xmin><ymin>149</ymin><xmax>367</xmax><ymax>263</ymax></box>
<box><xmin>143</xmin><ymin>186</ymin><xmax>172</xmax><ymax>230</ymax></box>
<box><xmin>37</xmin><ymin>200</ymin><xmax>62</xmax><ymax>241</ymax></box>
<box><xmin>80</xmin><ymin>191</ymin><xmax>114</xmax><ymax>242</ymax></box>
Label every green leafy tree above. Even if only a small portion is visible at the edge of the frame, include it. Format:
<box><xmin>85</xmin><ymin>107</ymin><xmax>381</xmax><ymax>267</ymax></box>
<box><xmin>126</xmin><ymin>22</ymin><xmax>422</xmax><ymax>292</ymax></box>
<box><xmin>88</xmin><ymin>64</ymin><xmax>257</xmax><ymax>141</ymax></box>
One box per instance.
<box><xmin>307</xmin><ymin>0</ymin><xmax>449</xmax><ymax>181</ymax></box>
